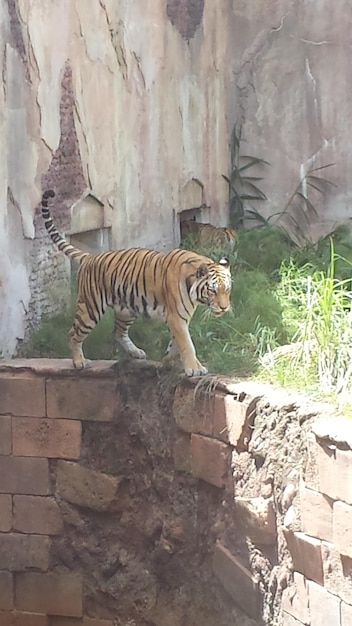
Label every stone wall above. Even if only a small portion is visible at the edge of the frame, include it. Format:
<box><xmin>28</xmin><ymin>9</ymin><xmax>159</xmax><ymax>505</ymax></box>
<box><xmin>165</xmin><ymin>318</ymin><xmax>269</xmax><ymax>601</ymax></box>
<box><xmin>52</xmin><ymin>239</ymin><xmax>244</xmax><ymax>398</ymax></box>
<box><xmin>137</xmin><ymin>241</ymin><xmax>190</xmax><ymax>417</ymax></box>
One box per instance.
<box><xmin>174</xmin><ymin>380</ymin><xmax>352</xmax><ymax>626</ymax></box>
<box><xmin>1</xmin><ymin>358</ymin><xmax>352</xmax><ymax>625</ymax></box>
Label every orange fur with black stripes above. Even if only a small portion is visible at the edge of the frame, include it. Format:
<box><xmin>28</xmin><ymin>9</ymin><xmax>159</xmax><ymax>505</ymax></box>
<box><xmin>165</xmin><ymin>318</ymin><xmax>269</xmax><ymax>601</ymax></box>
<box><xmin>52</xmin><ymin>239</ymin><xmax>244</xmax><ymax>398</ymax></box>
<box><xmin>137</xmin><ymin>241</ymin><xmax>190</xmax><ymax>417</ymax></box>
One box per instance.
<box><xmin>41</xmin><ymin>190</ymin><xmax>232</xmax><ymax>376</ymax></box>
<box><xmin>180</xmin><ymin>219</ymin><xmax>237</xmax><ymax>249</ymax></box>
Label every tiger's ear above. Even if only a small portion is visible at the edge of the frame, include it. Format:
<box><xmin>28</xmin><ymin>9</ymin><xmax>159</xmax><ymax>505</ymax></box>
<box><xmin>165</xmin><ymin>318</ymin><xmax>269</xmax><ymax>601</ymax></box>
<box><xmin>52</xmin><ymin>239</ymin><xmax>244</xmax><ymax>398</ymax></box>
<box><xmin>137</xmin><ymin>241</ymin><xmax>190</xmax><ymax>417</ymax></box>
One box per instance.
<box><xmin>197</xmin><ymin>263</ymin><xmax>209</xmax><ymax>278</ymax></box>
<box><xmin>219</xmin><ymin>257</ymin><xmax>230</xmax><ymax>269</ymax></box>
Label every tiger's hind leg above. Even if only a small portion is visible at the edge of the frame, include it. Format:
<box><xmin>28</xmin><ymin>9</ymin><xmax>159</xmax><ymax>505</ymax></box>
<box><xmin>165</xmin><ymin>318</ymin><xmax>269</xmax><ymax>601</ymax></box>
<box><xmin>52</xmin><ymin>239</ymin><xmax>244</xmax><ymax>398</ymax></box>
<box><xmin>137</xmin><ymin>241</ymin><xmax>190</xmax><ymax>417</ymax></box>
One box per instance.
<box><xmin>69</xmin><ymin>299</ymin><xmax>100</xmax><ymax>369</ymax></box>
<box><xmin>114</xmin><ymin>312</ymin><xmax>146</xmax><ymax>360</ymax></box>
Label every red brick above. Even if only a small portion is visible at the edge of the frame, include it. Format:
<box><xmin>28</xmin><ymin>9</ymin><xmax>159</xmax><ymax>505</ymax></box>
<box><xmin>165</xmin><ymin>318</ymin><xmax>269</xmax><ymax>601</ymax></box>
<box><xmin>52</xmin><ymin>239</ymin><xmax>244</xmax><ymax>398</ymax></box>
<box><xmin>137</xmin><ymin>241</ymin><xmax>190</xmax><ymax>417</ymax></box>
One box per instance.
<box><xmin>16</xmin><ymin>572</ymin><xmax>82</xmax><ymax>617</ymax></box>
<box><xmin>213</xmin><ymin>393</ymin><xmax>257</xmax><ymax>450</ymax></box>
<box><xmin>191</xmin><ymin>434</ymin><xmax>231</xmax><ymax>488</ymax></box>
<box><xmin>317</xmin><ymin>444</ymin><xmax>352</xmax><ymax>504</ymax></box>
<box><xmin>0</xmin><ymin>571</ymin><xmax>13</xmax><ymax>610</ymax></box>
<box><xmin>341</xmin><ymin>601</ymin><xmax>352</xmax><ymax>626</ymax></box>
<box><xmin>300</xmin><ymin>484</ymin><xmax>333</xmax><ymax>542</ymax></box>
<box><xmin>173</xmin><ymin>430</ymin><xmax>191</xmax><ymax>472</ymax></box>
<box><xmin>213</xmin><ymin>541</ymin><xmax>261</xmax><ymax>621</ymax></box>
<box><xmin>283</xmin><ymin>529</ymin><xmax>323</xmax><ymax>585</ymax></box>
<box><xmin>0</xmin><ymin>494</ymin><xmax>12</xmax><ymax>531</ymax></box>
<box><xmin>0</xmin><ymin>457</ymin><xmax>50</xmax><ymax>495</ymax></box>
<box><xmin>12</xmin><ymin>418</ymin><xmax>81</xmax><ymax>459</ymax></box>
<box><xmin>82</xmin><ymin>617</ymin><xmax>114</xmax><ymax>626</ymax></box>
<box><xmin>0</xmin><ymin>378</ymin><xmax>45</xmax><ymax>417</ymax></box>
<box><xmin>333</xmin><ymin>500</ymin><xmax>352</xmax><ymax>558</ymax></box>
<box><xmin>0</xmin><ymin>416</ymin><xmax>12</xmax><ymax>454</ymax></box>
<box><xmin>13</xmin><ymin>496</ymin><xmax>63</xmax><ymax>535</ymax></box>
<box><xmin>0</xmin><ymin>359</ymin><xmax>117</xmax><ymax>377</ymax></box>
<box><xmin>56</xmin><ymin>461</ymin><xmax>120</xmax><ymax>511</ymax></box>
<box><xmin>0</xmin><ymin>612</ymin><xmax>48</xmax><ymax>626</ymax></box>
<box><xmin>281</xmin><ymin>572</ymin><xmax>309</xmax><ymax>624</ymax></box>
<box><xmin>0</xmin><ymin>533</ymin><xmax>50</xmax><ymax>571</ymax></box>
<box><xmin>50</xmin><ymin>616</ymin><xmax>114</xmax><ymax>626</ymax></box>
<box><xmin>307</xmin><ymin>580</ymin><xmax>340</xmax><ymax>625</ymax></box>
<box><xmin>322</xmin><ymin>541</ymin><xmax>352</xmax><ymax>605</ymax></box>
<box><xmin>46</xmin><ymin>378</ymin><xmax>118</xmax><ymax>421</ymax></box>
<box><xmin>173</xmin><ymin>386</ymin><xmax>213</xmax><ymax>435</ymax></box>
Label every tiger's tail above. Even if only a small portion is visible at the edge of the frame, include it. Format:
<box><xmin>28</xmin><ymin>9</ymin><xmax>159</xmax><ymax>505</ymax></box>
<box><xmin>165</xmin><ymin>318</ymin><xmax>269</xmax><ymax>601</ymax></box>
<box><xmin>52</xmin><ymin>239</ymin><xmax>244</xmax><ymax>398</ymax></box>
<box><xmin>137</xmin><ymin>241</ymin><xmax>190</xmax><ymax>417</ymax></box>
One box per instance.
<box><xmin>41</xmin><ymin>190</ymin><xmax>89</xmax><ymax>262</ymax></box>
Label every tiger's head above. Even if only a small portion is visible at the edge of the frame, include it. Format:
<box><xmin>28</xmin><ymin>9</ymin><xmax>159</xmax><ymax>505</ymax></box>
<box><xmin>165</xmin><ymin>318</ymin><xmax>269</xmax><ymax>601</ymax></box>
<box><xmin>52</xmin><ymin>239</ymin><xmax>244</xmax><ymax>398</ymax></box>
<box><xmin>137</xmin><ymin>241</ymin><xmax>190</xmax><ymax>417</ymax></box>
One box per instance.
<box><xmin>195</xmin><ymin>257</ymin><xmax>232</xmax><ymax>316</ymax></box>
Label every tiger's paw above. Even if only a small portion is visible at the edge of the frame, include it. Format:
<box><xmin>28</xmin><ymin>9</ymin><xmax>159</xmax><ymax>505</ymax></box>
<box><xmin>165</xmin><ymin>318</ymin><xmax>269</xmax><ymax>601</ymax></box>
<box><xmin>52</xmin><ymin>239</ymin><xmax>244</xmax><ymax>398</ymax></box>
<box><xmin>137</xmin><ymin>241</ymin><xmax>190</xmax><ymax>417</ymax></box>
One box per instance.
<box><xmin>131</xmin><ymin>347</ymin><xmax>147</xmax><ymax>360</ymax></box>
<box><xmin>73</xmin><ymin>358</ymin><xmax>92</xmax><ymax>370</ymax></box>
<box><xmin>184</xmin><ymin>364</ymin><xmax>208</xmax><ymax>377</ymax></box>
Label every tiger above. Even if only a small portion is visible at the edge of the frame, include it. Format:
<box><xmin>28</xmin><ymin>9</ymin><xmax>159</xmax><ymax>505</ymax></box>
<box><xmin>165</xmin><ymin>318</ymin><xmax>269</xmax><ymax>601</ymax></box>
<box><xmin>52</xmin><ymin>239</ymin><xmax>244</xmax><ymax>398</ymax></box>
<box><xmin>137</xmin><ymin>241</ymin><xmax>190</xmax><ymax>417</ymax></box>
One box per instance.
<box><xmin>41</xmin><ymin>189</ymin><xmax>232</xmax><ymax>377</ymax></box>
<box><xmin>180</xmin><ymin>219</ymin><xmax>237</xmax><ymax>250</ymax></box>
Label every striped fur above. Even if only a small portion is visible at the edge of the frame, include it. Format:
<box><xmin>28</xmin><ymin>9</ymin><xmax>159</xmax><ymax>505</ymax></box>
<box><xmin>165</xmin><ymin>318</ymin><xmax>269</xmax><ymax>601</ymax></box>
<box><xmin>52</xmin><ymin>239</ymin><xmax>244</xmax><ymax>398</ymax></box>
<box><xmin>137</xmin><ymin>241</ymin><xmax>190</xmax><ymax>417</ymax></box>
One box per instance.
<box><xmin>180</xmin><ymin>219</ymin><xmax>237</xmax><ymax>250</ymax></box>
<box><xmin>41</xmin><ymin>190</ymin><xmax>232</xmax><ymax>376</ymax></box>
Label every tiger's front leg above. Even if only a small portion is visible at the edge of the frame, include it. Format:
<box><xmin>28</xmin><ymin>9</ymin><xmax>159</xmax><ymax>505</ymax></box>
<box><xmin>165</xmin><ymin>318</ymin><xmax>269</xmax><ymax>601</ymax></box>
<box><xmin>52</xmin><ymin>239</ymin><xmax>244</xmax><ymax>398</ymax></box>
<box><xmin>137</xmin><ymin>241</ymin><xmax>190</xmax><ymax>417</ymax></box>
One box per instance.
<box><xmin>166</xmin><ymin>315</ymin><xmax>208</xmax><ymax>377</ymax></box>
<box><xmin>114</xmin><ymin>312</ymin><xmax>146</xmax><ymax>360</ymax></box>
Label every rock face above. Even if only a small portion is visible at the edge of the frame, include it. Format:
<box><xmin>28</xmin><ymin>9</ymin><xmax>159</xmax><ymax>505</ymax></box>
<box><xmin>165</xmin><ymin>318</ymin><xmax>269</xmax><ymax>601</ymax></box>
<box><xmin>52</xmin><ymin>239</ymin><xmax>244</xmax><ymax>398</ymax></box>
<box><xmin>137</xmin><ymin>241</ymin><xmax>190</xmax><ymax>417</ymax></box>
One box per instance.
<box><xmin>1</xmin><ymin>0</ymin><xmax>351</xmax><ymax>355</ymax></box>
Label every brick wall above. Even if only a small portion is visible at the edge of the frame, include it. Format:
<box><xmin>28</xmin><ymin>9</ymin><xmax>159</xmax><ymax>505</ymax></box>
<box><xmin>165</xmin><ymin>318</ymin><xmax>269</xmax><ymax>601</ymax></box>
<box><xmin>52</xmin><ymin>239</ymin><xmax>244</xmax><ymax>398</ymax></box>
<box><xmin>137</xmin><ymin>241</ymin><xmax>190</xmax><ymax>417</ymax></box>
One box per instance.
<box><xmin>1</xmin><ymin>359</ymin><xmax>352</xmax><ymax>625</ymax></box>
<box><xmin>173</xmin><ymin>379</ymin><xmax>352</xmax><ymax>626</ymax></box>
<box><xmin>0</xmin><ymin>359</ymin><xmax>115</xmax><ymax>626</ymax></box>
<box><xmin>280</xmin><ymin>421</ymin><xmax>352</xmax><ymax>626</ymax></box>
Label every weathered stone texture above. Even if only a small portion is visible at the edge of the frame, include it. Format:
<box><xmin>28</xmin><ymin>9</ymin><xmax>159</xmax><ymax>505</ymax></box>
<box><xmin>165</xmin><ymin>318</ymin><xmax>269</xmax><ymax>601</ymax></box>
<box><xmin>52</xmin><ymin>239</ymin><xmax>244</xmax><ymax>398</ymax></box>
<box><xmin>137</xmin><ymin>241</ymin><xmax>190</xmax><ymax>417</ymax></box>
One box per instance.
<box><xmin>2</xmin><ymin>0</ymin><xmax>351</xmax><ymax>355</ymax></box>
<box><xmin>0</xmin><ymin>377</ymin><xmax>45</xmax><ymax>417</ymax></box>
<box><xmin>0</xmin><ymin>494</ymin><xmax>12</xmax><ymax>532</ymax></box>
<box><xmin>12</xmin><ymin>417</ymin><xmax>81</xmax><ymax>459</ymax></box>
<box><xmin>321</xmin><ymin>541</ymin><xmax>352</xmax><ymax>605</ymax></box>
<box><xmin>300</xmin><ymin>484</ymin><xmax>333</xmax><ymax>542</ymax></box>
<box><xmin>283</xmin><ymin>529</ymin><xmax>324</xmax><ymax>585</ymax></box>
<box><xmin>341</xmin><ymin>601</ymin><xmax>352</xmax><ymax>626</ymax></box>
<box><xmin>173</xmin><ymin>430</ymin><xmax>192</xmax><ymax>472</ymax></box>
<box><xmin>51</xmin><ymin>619</ymin><xmax>113</xmax><ymax>626</ymax></box>
<box><xmin>317</xmin><ymin>444</ymin><xmax>352</xmax><ymax>504</ymax></box>
<box><xmin>213</xmin><ymin>541</ymin><xmax>262</xmax><ymax>621</ymax></box>
<box><xmin>56</xmin><ymin>460</ymin><xmax>121</xmax><ymax>511</ymax></box>
<box><xmin>16</xmin><ymin>572</ymin><xmax>83</xmax><ymax>617</ymax></box>
<box><xmin>281</xmin><ymin>572</ymin><xmax>310</xmax><ymax>625</ymax></box>
<box><xmin>13</xmin><ymin>495</ymin><xmax>64</xmax><ymax>535</ymax></box>
<box><xmin>0</xmin><ymin>611</ymin><xmax>49</xmax><ymax>626</ymax></box>
<box><xmin>0</xmin><ymin>456</ymin><xmax>50</xmax><ymax>495</ymax></box>
<box><xmin>333</xmin><ymin>500</ymin><xmax>352</xmax><ymax>559</ymax></box>
<box><xmin>0</xmin><ymin>571</ymin><xmax>14</xmax><ymax>610</ymax></box>
<box><xmin>46</xmin><ymin>378</ymin><xmax>118</xmax><ymax>421</ymax></box>
<box><xmin>0</xmin><ymin>533</ymin><xmax>50</xmax><ymax>571</ymax></box>
<box><xmin>0</xmin><ymin>416</ymin><xmax>12</xmax><ymax>454</ymax></box>
<box><xmin>234</xmin><ymin>496</ymin><xmax>277</xmax><ymax>545</ymax></box>
<box><xmin>191</xmin><ymin>433</ymin><xmax>231</xmax><ymax>488</ymax></box>
<box><xmin>307</xmin><ymin>580</ymin><xmax>341</xmax><ymax>626</ymax></box>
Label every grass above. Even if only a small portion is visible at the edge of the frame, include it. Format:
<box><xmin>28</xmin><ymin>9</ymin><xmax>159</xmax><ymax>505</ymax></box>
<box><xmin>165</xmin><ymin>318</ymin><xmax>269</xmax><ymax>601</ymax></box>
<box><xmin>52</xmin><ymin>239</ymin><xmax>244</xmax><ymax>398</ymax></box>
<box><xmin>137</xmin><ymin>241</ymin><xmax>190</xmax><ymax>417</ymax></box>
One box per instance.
<box><xmin>258</xmin><ymin>242</ymin><xmax>352</xmax><ymax>413</ymax></box>
<box><xmin>21</xmin><ymin>225</ymin><xmax>352</xmax><ymax>413</ymax></box>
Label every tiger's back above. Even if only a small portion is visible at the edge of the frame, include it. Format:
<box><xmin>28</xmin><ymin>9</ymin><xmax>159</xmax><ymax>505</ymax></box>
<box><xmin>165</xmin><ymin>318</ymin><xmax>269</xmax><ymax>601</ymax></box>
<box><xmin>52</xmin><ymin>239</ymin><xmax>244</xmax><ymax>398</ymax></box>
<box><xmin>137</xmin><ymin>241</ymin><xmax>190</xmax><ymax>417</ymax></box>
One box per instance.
<box><xmin>41</xmin><ymin>190</ymin><xmax>232</xmax><ymax>376</ymax></box>
<box><xmin>180</xmin><ymin>219</ymin><xmax>237</xmax><ymax>249</ymax></box>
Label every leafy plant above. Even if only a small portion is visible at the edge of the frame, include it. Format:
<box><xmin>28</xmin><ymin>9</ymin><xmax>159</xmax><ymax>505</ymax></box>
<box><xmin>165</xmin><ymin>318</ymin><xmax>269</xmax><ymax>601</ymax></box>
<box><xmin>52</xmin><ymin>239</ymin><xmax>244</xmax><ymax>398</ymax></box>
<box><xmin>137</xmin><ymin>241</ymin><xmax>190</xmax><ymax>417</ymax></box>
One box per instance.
<box><xmin>274</xmin><ymin>164</ymin><xmax>337</xmax><ymax>243</ymax></box>
<box><xmin>260</xmin><ymin>241</ymin><xmax>352</xmax><ymax>408</ymax></box>
<box><xmin>222</xmin><ymin>125</ymin><xmax>270</xmax><ymax>229</ymax></box>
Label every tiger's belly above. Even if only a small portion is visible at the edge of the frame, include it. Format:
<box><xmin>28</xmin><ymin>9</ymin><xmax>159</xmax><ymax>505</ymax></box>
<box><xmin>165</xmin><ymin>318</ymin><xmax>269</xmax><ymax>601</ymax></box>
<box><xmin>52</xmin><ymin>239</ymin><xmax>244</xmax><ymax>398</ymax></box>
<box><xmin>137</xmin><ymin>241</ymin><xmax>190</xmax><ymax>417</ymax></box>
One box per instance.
<box><xmin>113</xmin><ymin>297</ymin><xmax>166</xmax><ymax>322</ymax></box>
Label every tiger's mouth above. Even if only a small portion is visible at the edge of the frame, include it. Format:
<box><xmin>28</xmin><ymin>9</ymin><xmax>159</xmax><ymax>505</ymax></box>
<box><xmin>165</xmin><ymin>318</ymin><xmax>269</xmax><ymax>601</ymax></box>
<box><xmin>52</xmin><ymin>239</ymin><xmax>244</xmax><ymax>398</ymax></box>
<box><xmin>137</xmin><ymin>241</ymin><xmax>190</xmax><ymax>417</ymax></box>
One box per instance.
<box><xmin>212</xmin><ymin>306</ymin><xmax>230</xmax><ymax>317</ymax></box>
